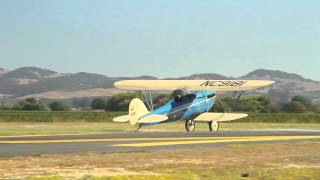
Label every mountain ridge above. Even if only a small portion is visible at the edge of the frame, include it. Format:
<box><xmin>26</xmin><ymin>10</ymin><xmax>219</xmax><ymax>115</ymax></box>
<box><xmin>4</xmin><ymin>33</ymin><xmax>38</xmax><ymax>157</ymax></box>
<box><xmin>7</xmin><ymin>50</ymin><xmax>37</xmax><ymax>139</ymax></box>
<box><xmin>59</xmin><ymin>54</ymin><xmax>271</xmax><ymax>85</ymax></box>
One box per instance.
<box><xmin>0</xmin><ymin>66</ymin><xmax>319</xmax><ymax>102</ymax></box>
<box><xmin>241</xmin><ymin>69</ymin><xmax>319</xmax><ymax>83</ymax></box>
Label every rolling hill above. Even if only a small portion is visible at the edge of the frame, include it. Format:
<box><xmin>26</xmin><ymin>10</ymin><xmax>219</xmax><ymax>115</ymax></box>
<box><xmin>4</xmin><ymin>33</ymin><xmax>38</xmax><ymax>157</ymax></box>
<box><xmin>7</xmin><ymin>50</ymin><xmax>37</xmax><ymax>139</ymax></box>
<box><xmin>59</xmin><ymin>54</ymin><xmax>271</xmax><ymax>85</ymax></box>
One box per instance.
<box><xmin>0</xmin><ymin>67</ymin><xmax>8</xmax><ymax>75</ymax></box>
<box><xmin>0</xmin><ymin>67</ymin><xmax>319</xmax><ymax>103</ymax></box>
<box><xmin>240</xmin><ymin>69</ymin><xmax>320</xmax><ymax>101</ymax></box>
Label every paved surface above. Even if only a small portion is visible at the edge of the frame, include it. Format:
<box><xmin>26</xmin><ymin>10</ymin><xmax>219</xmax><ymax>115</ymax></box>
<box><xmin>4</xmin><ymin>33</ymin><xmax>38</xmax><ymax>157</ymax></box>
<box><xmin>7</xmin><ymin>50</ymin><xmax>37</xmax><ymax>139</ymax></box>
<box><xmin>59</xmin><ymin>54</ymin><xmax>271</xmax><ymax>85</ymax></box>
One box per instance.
<box><xmin>0</xmin><ymin>131</ymin><xmax>320</xmax><ymax>157</ymax></box>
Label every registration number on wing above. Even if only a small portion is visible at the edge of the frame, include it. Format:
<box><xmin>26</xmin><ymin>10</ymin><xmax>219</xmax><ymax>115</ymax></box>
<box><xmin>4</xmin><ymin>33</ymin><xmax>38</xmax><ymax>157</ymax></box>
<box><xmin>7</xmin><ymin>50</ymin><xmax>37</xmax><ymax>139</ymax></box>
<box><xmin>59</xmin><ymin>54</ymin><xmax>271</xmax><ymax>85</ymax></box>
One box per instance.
<box><xmin>200</xmin><ymin>80</ymin><xmax>247</xmax><ymax>87</ymax></box>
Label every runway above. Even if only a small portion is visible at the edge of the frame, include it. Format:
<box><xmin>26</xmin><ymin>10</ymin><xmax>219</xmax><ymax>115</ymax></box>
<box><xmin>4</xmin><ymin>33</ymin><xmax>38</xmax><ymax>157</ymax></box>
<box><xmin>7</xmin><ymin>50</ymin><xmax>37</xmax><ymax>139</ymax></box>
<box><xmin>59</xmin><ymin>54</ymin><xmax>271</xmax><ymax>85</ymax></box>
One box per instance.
<box><xmin>0</xmin><ymin>130</ymin><xmax>319</xmax><ymax>157</ymax></box>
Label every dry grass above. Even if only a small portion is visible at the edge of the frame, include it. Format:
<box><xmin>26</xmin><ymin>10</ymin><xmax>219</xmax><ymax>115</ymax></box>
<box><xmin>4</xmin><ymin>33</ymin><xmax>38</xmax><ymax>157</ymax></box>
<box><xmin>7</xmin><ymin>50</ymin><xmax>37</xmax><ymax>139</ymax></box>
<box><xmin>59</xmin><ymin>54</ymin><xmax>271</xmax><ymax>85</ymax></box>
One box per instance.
<box><xmin>0</xmin><ymin>142</ymin><xmax>319</xmax><ymax>179</ymax></box>
<box><xmin>0</xmin><ymin>122</ymin><xmax>319</xmax><ymax>136</ymax></box>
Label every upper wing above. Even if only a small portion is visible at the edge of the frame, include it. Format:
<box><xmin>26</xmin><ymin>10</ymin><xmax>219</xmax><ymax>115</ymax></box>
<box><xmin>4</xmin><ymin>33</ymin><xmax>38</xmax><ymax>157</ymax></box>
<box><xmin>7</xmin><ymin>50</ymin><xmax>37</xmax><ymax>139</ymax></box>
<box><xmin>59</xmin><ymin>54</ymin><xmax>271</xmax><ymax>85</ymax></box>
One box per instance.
<box><xmin>114</xmin><ymin>80</ymin><xmax>274</xmax><ymax>91</ymax></box>
<box><xmin>194</xmin><ymin>112</ymin><xmax>248</xmax><ymax>122</ymax></box>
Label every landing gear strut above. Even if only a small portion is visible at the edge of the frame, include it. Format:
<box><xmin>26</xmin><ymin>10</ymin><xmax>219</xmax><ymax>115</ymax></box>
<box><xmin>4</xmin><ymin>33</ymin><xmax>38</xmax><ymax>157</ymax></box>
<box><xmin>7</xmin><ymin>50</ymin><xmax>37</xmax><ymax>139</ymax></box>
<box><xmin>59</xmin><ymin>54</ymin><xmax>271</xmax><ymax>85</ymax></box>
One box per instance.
<box><xmin>185</xmin><ymin>119</ymin><xmax>195</xmax><ymax>132</ymax></box>
<box><xmin>135</xmin><ymin>123</ymin><xmax>144</xmax><ymax>132</ymax></box>
<box><xmin>208</xmin><ymin>121</ymin><xmax>219</xmax><ymax>132</ymax></box>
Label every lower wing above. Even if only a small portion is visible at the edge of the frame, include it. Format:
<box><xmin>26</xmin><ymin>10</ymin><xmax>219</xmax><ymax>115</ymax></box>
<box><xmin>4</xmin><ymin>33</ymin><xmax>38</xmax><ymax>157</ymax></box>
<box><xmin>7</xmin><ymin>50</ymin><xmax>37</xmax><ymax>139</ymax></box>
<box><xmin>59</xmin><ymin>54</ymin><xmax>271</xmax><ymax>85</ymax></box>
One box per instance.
<box><xmin>194</xmin><ymin>113</ymin><xmax>248</xmax><ymax>122</ymax></box>
<box><xmin>113</xmin><ymin>114</ymin><xmax>168</xmax><ymax>124</ymax></box>
<box><xmin>113</xmin><ymin>115</ymin><xmax>130</xmax><ymax>123</ymax></box>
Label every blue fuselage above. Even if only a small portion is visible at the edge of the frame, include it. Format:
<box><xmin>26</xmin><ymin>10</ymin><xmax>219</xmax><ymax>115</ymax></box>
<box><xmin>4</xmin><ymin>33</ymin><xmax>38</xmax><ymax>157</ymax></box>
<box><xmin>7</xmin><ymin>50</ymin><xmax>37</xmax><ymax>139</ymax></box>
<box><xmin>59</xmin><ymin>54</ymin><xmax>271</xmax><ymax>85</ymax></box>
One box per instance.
<box><xmin>142</xmin><ymin>90</ymin><xmax>216</xmax><ymax>126</ymax></box>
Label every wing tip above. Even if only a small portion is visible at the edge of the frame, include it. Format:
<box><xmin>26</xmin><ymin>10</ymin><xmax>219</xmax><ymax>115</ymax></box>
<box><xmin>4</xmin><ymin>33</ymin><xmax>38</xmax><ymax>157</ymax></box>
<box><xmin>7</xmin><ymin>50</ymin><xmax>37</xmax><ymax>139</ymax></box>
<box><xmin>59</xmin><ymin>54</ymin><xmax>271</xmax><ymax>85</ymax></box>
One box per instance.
<box><xmin>265</xmin><ymin>80</ymin><xmax>275</xmax><ymax>86</ymax></box>
<box><xmin>113</xmin><ymin>115</ymin><xmax>130</xmax><ymax>123</ymax></box>
<box><xmin>114</xmin><ymin>80</ymin><xmax>128</xmax><ymax>89</ymax></box>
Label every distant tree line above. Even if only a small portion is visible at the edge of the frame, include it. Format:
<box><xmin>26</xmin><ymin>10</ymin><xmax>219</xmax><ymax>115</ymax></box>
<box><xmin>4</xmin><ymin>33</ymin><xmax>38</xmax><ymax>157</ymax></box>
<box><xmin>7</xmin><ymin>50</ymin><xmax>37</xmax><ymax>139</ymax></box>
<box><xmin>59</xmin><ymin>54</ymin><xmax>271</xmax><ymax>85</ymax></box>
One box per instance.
<box><xmin>0</xmin><ymin>93</ymin><xmax>317</xmax><ymax>113</ymax></box>
<box><xmin>212</xmin><ymin>95</ymin><xmax>317</xmax><ymax>113</ymax></box>
<box><xmin>101</xmin><ymin>93</ymin><xmax>318</xmax><ymax>114</ymax></box>
<box><xmin>0</xmin><ymin>98</ymin><xmax>69</xmax><ymax>111</ymax></box>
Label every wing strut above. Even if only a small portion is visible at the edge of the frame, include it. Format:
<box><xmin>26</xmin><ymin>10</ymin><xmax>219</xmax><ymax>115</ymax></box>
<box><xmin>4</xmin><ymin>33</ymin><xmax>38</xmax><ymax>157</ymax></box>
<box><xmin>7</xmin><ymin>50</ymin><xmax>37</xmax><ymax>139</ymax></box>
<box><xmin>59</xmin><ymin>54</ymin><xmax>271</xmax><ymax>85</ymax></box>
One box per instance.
<box><xmin>149</xmin><ymin>91</ymin><xmax>154</xmax><ymax>111</ymax></box>
<box><xmin>138</xmin><ymin>90</ymin><xmax>154</xmax><ymax>111</ymax></box>
<box><xmin>232</xmin><ymin>91</ymin><xmax>244</xmax><ymax>101</ymax></box>
<box><xmin>226</xmin><ymin>91</ymin><xmax>244</xmax><ymax>112</ymax></box>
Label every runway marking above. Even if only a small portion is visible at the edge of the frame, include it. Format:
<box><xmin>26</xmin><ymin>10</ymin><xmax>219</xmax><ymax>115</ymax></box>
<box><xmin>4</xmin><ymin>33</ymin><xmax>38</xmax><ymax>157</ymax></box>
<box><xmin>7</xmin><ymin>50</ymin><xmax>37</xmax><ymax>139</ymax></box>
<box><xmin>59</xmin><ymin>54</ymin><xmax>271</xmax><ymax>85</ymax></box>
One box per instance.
<box><xmin>0</xmin><ymin>137</ymin><xmax>246</xmax><ymax>144</ymax></box>
<box><xmin>111</xmin><ymin>136</ymin><xmax>320</xmax><ymax>147</ymax></box>
<box><xmin>0</xmin><ymin>134</ymin><xmax>83</xmax><ymax>138</ymax></box>
<box><xmin>0</xmin><ymin>136</ymin><xmax>319</xmax><ymax>145</ymax></box>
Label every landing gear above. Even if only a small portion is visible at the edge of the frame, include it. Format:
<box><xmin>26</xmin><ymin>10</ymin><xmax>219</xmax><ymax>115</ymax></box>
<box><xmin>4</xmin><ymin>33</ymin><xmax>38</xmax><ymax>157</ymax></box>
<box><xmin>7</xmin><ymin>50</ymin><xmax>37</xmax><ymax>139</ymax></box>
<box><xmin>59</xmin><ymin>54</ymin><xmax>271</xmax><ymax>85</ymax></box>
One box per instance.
<box><xmin>208</xmin><ymin>121</ymin><xmax>219</xmax><ymax>132</ymax></box>
<box><xmin>135</xmin><ymin>123</ymin><xmax>144</xmax><ymax>132</ymax></box>
<box><xmin>185</xmin><ymin>119</ymin><xmax>195</xmax><ymax>132</ymax></box>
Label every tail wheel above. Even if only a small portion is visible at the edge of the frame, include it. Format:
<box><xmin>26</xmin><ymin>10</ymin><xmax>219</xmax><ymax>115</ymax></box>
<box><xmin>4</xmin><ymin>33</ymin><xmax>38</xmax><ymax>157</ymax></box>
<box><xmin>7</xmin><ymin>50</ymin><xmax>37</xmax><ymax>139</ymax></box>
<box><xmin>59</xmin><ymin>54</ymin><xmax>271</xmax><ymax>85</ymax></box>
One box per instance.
<box><xmin>209</xmin><ymin>121</ymin><xmax>219</xmax><ymax>132</ymax></box>
<box><xmin>185</xmin><ymin>119</ymin><xmax>195</xmax><ymax>132</ymax></box>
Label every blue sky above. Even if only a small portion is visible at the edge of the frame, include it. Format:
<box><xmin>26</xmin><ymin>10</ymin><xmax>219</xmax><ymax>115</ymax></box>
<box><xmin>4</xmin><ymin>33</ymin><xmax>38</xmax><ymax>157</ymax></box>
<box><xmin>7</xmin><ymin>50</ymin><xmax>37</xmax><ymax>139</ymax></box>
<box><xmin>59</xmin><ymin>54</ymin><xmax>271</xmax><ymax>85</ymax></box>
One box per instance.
<box><xmin>0</xmin><ymin>0</ymin><xmax>319</xmax><ymax>79</ymax></box>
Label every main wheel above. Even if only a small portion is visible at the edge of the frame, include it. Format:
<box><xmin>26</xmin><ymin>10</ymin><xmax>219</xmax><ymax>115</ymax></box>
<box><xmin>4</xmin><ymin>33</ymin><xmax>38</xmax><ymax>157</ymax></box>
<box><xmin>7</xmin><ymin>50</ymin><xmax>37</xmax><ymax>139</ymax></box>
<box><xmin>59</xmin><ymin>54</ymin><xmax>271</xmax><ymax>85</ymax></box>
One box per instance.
<box><xmin>185</xmin><ymin>119</ymin><xmax>195</xmax><ymax>132</ymax></box>
<box><xmin>208</xmin><ymin>121</ymin><xmax>219</xmax><ymax>132</ymax></box>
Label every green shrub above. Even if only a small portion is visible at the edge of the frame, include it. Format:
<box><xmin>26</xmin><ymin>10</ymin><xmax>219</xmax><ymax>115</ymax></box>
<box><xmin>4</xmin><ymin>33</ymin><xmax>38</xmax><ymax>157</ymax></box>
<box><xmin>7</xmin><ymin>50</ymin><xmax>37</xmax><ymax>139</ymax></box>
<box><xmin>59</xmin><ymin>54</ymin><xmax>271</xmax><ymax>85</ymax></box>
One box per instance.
<box><xmin>50</xmin><ymin>102</ymin><xmax>69</xmax><ymax>111</ymax></box>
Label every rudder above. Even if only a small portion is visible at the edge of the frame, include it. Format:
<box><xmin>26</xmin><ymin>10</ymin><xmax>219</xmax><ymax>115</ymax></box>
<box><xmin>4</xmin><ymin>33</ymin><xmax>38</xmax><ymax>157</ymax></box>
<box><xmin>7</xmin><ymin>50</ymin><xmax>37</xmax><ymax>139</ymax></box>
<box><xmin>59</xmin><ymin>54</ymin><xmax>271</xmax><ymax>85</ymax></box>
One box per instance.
<box><xmin>129</xmin><ymin>98</ymin><xmax>149</xmax><ymax>126</ymax></box>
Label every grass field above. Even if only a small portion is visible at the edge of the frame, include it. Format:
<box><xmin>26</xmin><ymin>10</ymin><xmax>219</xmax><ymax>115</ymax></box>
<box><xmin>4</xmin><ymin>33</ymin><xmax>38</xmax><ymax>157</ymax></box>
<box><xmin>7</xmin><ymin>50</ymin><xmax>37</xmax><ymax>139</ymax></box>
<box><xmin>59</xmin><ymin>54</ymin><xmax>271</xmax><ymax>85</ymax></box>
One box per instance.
<box><xmin>0</xmin><ymin>142</ymin><xmax>319</xmax><ymax>179</ymax></box>
<box><xmin>0</xmin><ymin>111</ymin><xmax>319</xmax><ymax>123</ymax></box>
<box><xmin>0</xmin><ymin>111</ymin><xmax>319</xmax><ymax>136</ymax></box>
<box><xmin>0</xmin><ymin>122</ymin><xmax>319</xmax><ymax>136</ymax></box>
<box><xmin>0</xmin><ymin>111</ymin><xmax>319</xmax><ymax>179</ymax></box>
<box><xmin>0</xmin><ymin>111</ymin><xmax>125</xmax><ymax>122</ymax></box>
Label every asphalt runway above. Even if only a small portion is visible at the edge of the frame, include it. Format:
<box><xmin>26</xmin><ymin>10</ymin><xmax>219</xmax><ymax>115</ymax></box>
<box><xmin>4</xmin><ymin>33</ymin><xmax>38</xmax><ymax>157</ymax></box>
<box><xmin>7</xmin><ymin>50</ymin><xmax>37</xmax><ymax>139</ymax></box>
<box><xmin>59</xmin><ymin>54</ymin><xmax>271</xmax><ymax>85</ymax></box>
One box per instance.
<box><xmin>0</xmin><ymin>130</ymin><xmax>320</xmax><ymax>157</ymax></box>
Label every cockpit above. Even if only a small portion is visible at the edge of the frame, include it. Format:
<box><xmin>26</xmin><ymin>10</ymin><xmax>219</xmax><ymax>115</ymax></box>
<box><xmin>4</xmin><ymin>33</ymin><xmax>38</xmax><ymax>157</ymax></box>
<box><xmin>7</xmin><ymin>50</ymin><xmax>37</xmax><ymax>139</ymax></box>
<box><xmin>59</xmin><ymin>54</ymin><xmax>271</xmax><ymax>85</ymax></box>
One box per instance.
<box><xmin>207</xmin><ymin>93</ymin><xmax>216</xmax><ymax>98</ymax></box>
<box><xmin>172</xmin><ymin>90</ymin><xmax>216</xmax><ymax>103</ymax></box>
<box><xmin>174</xmin><ymin>93</ymin><xmax>196</xmax><ymax>103</ymax></box>
<box><xmin>172</xmin><ymin>90</ymin><xmax>196</xmax><ymax>103</ymax></box>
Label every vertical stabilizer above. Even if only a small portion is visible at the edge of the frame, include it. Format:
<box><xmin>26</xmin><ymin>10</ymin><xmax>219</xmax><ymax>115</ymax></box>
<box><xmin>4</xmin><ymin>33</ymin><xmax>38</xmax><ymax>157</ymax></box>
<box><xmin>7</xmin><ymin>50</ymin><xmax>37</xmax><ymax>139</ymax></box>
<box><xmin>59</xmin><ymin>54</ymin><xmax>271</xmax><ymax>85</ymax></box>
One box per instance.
<box><xmin>129</xmin><ymin>98</ymin><xmax>149</xmax><ymax>126</ymax></box>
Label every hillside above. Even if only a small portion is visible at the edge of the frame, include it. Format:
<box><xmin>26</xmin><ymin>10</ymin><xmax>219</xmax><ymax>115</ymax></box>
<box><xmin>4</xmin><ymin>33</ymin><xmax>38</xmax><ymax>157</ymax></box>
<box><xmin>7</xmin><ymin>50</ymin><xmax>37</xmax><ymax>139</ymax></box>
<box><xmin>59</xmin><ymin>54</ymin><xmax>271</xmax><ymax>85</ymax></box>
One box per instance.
<box><xmin>241</xmin><ymin>69</ymin><xmax>320</xmax><ymax>101</ymax></box>
<box><xmin>0</xmin><ymin>67</ymin><xmax>8</xmax><ymax>75</ymax></box>
<box><xmin>1</xmin><ymin>67</ymin><xmax>59</xmax><ymax>79</ymax></box>
<box><xmin>0</xmin><ymin>67</ymin><xmax>319</xmax><ymax>102</ymax></box>
<box><xmin>167</xmin><ymin>73</ymin><xmax>231</xmax><ymax>80</ymax></box>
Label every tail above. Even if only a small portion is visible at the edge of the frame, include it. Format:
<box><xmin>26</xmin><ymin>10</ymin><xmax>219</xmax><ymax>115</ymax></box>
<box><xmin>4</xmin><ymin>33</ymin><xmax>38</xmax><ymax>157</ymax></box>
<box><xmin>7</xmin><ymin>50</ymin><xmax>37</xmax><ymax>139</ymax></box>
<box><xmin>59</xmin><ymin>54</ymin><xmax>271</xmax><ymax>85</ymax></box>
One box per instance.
<box><xmin>129</xmin><ymin>98</ymin><xmax>149</xmax><ymax>126</ymax></box>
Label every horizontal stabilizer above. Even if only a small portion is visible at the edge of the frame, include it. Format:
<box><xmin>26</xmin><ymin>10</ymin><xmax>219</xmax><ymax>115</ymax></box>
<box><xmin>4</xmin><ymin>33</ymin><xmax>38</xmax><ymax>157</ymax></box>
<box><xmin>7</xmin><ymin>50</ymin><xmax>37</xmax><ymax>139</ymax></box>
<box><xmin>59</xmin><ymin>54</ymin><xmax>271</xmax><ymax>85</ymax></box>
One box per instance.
<box><xmin>114</xmin><ymin>80</ymin><xmax>274</xmax><ymax>91</ymax></box>
<box><xmin>113</xmin><ymin>115</ymin><xmax>130</xmax><ymax>123</ymax></box>
<box><xmin>138</xmin><ymin>114</ymin><xmax>168</xmax><ymax>123</ymax></box>
<box><xmin>194</xmin><ymin>113</ymin><xmax>248</xmax><ymax>122</ymax></box>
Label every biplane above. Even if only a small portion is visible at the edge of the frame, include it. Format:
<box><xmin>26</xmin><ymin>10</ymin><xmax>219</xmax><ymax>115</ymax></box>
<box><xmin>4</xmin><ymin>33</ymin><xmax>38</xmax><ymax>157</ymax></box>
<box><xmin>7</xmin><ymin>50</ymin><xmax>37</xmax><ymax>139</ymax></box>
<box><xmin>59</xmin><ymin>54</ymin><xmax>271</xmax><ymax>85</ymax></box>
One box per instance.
<box><xmin>113</xmin><ymin>80</ymin><xmax>274</xmax><ymax>132</ymax></box>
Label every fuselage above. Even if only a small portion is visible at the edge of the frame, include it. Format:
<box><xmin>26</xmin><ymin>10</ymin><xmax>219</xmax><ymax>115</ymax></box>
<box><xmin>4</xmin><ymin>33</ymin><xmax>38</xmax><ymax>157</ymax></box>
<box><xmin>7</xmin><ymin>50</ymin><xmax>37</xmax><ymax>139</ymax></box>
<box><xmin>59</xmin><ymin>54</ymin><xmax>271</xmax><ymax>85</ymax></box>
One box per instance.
<box><xmin>142</xmin><ymin>90</ymin><xmax>216</xmax><ymax>126</ymax></box>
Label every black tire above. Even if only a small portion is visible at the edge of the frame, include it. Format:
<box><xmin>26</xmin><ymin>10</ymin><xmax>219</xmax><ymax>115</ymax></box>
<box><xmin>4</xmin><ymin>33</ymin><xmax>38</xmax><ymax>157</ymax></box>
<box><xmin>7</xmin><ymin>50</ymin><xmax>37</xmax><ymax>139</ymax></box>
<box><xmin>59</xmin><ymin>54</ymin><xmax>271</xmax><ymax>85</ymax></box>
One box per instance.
<box><xmin>208</xmin><ymin>121</ymin><xmax>219</xmax><ymax>132</ymax></box>
<box><xmin>185</xmin><ymin>119</ymin><xmax>195</xmax><ymax>132</ymax></box>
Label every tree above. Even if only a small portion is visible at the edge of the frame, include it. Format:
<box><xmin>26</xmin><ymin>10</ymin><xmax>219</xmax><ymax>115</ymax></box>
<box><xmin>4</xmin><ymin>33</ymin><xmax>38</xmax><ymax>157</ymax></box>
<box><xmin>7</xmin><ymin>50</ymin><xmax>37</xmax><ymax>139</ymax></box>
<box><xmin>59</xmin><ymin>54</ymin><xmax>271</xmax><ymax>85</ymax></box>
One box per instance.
<box><xmin>237</xmin><ymin>99</ymin><xmax>262</xmax><ymax>112</ymax></box>
<box><xmin>153</xmin><ymin>94</ymin><xmax>171</xmax><ymax>109</ymax></box>
<box><xmin>13</xmin><ymin>98</ymin><xmax>47</xmax><ymax>111</ymax></box>
<box><xmin>292</xmin><ymin>96</ymin><xmax>310</xmax><ymax>106</ymax></box>
<box><xmin>211</xmin><ymin>100</ymin><xmax>226</xmax><ymax>112</ymax></box>
<box><xmin>50</xmin><ymin>101</ymin><xmax>69</xmax><ymax>111</ymax></box>
<box><xmin>72</xmin><ymin>98</ymin><xmax>90</xmax><ymax>108</ymax></box>
<box><xmin>287</xmin><ymin>101</ymin><xmax>308</xmax><ymax>113</ymax></box>
<box><xmin>25</xmin><ymin>98</ymin><xmax>37</xmax><ymax>104</ymax></box>
<box><xmin>91</xmin><ymin>98</ymin><xmax>107</xmax><ymax>110</ymax></box>
<box><xmin>256</xmin><ymin>96</ymin><xmax>272</xmax><ymax>113</ymax></box>
<box><xmin>291</xmin><ymin>95</ymin><xmax>315</xmax><ymax>111</ymax></box>
<box><xmin>105</xmin><ymin>92</ymin><xmax>139</xmax><ymax>111</ymax></box>
<box><xmin>282</xmin><ymin>95</ymin><xmax>315</xmax><ymax>113</ymax></box>
<box><xmin>211</xmin><ymin>96</ymin><xmax>274</xmax><ymax>113</ymax></box>
<box><xmin>0</xmin><ymin>101</ymin><xmax>10</xmax><ymax>110</ymax></box>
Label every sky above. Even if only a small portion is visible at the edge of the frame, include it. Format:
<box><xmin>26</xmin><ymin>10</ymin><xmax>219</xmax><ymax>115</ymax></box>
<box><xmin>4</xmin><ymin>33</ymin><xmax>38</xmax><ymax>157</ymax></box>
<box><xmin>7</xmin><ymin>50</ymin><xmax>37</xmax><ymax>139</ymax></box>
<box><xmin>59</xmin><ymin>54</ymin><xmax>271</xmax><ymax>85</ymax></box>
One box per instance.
<box><xmin>0</xmin><ymin>0</ymin><xmax>319</xmax><ymax>79</ymax></box>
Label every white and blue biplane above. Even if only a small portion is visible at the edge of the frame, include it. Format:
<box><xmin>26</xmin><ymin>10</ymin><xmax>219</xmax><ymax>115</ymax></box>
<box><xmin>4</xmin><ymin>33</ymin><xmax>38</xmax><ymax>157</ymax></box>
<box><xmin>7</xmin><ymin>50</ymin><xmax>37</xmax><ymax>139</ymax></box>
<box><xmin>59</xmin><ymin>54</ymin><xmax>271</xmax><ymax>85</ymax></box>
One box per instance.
<box><xmin>113</xmin><ymin>80</ymin><xmax>274</xmax><ymax>132</ymax></box>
